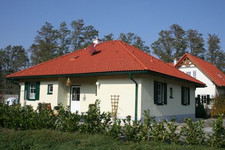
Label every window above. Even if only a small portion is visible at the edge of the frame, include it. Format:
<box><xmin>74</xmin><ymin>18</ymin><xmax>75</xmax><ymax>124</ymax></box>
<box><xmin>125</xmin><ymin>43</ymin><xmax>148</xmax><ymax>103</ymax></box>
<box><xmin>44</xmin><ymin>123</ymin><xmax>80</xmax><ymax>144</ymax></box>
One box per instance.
<box><xmin>181</xmin><ymin>86</ymin><xmax>190</xmax><ymax>105</ymax></box>
<box><xmin>170</xmin><ymin>87</ymin><xmax>173</xmax><ymax>98</ymax></box>
<box><xmin>154</xmin><ymin>81</ymin><xmax>167</xmax><ymax>105</ymax></box>
<box><xmin>186</xmin><ymin>72</ymin><xmax>191</xmax><ymax>76</ymax></box>
<box><xmin>24</xmin><ymin>82</ymin><xmax>40</xmax><ymax>101</ymax></box>
<box><xmin>193</xmin><ymin>71</ymin><xmax>196</xmax><ymax>78</ymax></box>
<box><xmin>71</xmin><ymin>87</ymin><xmax>80</xmax><ymax>101</ymax></box>
<box><xmin>48</xmin><ymin>84</ymin><xmax>53</xmax><ymax>94</ymax></box>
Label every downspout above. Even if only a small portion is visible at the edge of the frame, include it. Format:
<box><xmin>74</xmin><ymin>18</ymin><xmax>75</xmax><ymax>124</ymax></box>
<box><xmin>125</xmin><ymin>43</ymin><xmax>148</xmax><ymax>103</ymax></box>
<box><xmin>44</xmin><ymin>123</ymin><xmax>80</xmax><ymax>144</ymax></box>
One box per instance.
<box><xmin>129</xmin><ymin>73</ymin><xmax>138</xmax><ymax>122</ymax></box>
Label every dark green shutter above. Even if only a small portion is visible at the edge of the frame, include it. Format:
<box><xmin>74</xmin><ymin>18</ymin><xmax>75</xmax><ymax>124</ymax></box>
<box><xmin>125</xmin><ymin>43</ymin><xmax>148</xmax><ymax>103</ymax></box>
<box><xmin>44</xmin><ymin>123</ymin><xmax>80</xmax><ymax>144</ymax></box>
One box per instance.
<box><xmin>24</xmin><ymin>82</ymin><xmax>28</xmax><ymax>100</ymax></box>
<box><xmin>35</xmin><ymin>82</ymin><xmax>40</xmax><ymax>100</ymax></box>
<box><xmin>164</xmin><ymin>83</ymin><xmax>167</xmax><ymax>104</ymax></box>
<box><xmin>207</xmin><ymin>95</ymin><xmax>210</xmax><ymax>105</ymax></box>
<box><xmin>181</xmin><ymin>86</ymin><xmax>184</xmax><ymax>105</ymax></box>
<box><xmin>197</xmin><ymin>95</ymin><xmax>200</xmax><ymax>105</ymax></box>
<box><xmin>154</xmin><ymin>81</ymin><xmax>158</xmax><ymax>104</ymax></box>
<box><xmin>187</xmin><ymin>88</ymin><xmax>190</xmax><ymax>105</ymax></box>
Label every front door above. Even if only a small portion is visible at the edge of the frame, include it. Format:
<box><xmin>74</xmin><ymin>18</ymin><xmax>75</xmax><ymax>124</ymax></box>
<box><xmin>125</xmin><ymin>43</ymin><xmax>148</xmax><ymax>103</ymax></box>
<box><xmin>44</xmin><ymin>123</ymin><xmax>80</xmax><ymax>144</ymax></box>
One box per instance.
<box><xmin>70</xmin><ymin>86</ymin><xmax>80</xmax><ymax>114</ymax></box>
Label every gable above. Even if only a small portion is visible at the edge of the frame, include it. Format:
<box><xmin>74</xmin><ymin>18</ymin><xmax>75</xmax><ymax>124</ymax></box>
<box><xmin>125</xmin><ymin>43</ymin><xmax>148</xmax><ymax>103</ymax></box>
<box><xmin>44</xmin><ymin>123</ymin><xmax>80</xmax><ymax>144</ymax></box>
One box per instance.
<box><xmin>175</xmin><ymin>53</ymin><xmax>225</xmax><ymax>87</ymax></box>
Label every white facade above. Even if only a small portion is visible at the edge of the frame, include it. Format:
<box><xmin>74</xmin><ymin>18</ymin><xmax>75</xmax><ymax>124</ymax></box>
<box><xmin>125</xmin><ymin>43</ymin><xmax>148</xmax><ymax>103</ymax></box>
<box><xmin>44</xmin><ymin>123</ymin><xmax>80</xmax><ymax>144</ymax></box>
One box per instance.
<box><xmin>178</xmin><ymin>64</ymin><xmax>216</xmax><ymax>98</ymax></box>
<box><xmin>18</xmin><ymin>74</ymin><xmax>196</xmax><ymax>121</ymax></box>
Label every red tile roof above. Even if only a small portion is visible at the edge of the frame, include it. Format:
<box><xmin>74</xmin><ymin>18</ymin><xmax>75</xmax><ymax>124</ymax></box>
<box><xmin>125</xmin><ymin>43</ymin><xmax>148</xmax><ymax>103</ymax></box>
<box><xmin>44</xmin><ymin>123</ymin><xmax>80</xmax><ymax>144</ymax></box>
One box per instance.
<box><xmin>6</xmin><ymin>40</ymin><xmax>205</xmax><ymax>86</ymax></box>
<box><xmin>175</xmin><ymin>53</ymin><xmax>225</xmax><ymax>87</ymax></box>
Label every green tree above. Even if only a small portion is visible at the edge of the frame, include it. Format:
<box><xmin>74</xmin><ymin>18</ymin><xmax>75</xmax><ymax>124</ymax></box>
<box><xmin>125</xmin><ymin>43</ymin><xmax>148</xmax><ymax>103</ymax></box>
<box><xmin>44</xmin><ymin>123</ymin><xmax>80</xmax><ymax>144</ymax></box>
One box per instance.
<box><xmin>206</xmin><ymin>34</ymin><xmax>225</xmax><ymax>72</ymax></box>
<box><xmin>119</xmin><ymin>32</ymin><xmax>150</xmax><ymax>53</ymax></box>
<box><xmin>151</xmin><ymin>30</ymin><xmax>174</xmax><ymax>62</ymax></box>
<box><xmin>101</xmin><ymin>33</ymin><xmax>114</xmax><ymax>41</ymax></box>
<box><xmin>170</xmin><ymin>24</ymin><xmax>187</xmax><ymax>58</ymax></box>
<box><xmin>186</xmin><ymin>29</ymin><xmax>205</xmax><ymax>57</ymax></box>
<box><xmin>58</xmin><ymin>21</ymin><xmax>71</xmax><ymax>56</ymax></box>
<box><xmin>30</xmin><ymin>22</ymin><xmax>59</xmax><ymax>65</ymax></box>
<box><xmin>70</xmin><ymin>19</ymin><xmax>98</xmax><ymax>51</ymax></box>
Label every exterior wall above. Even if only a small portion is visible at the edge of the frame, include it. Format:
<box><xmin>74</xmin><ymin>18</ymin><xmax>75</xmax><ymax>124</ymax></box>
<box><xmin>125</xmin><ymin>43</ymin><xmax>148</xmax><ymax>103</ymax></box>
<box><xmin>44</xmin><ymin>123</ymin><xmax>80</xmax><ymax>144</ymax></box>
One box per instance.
<box><xmin>141</xmin><ymin>75</ymin><xmax>196</xmax><ymax>122</ymax></box>
<box><xmin>178</xmin><ymin>65</ymin><xmax>216</xmax><ymax>98</ymax></box>
<box><xmin>58</xmin><ymin>78</ymin><xmax>69</xmax><ymax>107</ymax></box>
<box><xmin>216</xmin><ymin>86</ymin><xmax>225</xmax><ymax>96</ymax></box>
<box><xmin>96</xmin><ymin>75</ymin><xmax>141</xmax><ymax>120</ymax></box>
<box><xmin>19</xmin><ymin>80</ymin><xmax>59</xmax><ymax>109</ymax></box>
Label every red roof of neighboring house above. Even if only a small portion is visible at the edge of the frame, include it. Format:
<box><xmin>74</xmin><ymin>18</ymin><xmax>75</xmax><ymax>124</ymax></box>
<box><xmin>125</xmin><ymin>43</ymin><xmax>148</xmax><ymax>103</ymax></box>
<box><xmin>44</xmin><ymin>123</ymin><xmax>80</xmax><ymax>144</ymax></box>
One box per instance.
<box><xmin>175</xmin><ymin>53</ymin><xmax>225</xmax><ymax>87</ymax></box>
<box><xmin>6</xmin><ymin>40</ymin><xmax>205</xmax><ymax>86</ymax></box>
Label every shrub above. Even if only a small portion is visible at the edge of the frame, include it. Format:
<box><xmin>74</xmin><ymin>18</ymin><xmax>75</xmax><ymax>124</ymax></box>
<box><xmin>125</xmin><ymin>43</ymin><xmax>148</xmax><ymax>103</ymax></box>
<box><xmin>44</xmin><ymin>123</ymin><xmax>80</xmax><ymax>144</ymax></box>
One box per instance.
<box><xmin>211</xmin><ymin>96</ymin><xmax>225</xmax><ymax>118</ymax></box>
<box><xmin>181</xmin><ymin>118</ymin><xmax>205</xmax><ymax>145</ymax></box>
<box><xmin>209</xmin><ymin>114</ymin><xmax>225</xmax><ymax>148</ymax></box>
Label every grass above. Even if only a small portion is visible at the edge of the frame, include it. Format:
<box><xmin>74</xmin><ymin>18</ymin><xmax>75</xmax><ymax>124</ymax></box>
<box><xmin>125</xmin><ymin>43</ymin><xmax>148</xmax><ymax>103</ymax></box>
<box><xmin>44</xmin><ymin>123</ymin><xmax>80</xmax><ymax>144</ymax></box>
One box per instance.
<box><xmin>0</xmin><ymin>128</ymin><xmax>222</xmax><ymax>150</ymax></box>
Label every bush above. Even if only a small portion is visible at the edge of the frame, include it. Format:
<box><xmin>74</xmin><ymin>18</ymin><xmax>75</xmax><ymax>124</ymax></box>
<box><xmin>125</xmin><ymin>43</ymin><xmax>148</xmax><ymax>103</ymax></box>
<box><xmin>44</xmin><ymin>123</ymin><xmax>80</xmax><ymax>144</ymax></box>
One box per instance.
<box><xmin>209</xmin><ymin>114</ymin><xmax>225</xmax><ymax>148</ymax></box>
<box><xmin>211</xmin><ymin>96</ymin><xmax>225</xmax><ymax>117</ymax></box>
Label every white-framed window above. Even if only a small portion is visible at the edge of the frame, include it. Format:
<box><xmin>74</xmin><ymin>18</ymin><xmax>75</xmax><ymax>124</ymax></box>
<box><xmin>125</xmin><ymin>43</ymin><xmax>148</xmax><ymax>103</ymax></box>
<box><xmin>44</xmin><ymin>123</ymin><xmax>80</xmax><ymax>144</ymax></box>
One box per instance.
<box><xmin>193</xmin><ymin>71</ymin><xmax>196</xmax><ymax>78</ymax></box>
<box><xmin>29</xmin><ymin>83</ymin><xmax>36</xmax><ymax>99</ymax></box>
<box><xmin>186</xmin><ymin>71</ymin><xmax>191</xmax><ymax>76</ymax></box>
<box><xmin>154</xmin><ymin>81</ymin><xmax>167</xmax><ymax>105</ymax></box>
<box><xmin>181</xmin><ymin>87</ymin><xmax>190</xmax><ymax>105</ymax></box>
<box><xmin>48</xmin><ymin>84</ymin><xmax>53</xmax><ymax>94</ymax></box>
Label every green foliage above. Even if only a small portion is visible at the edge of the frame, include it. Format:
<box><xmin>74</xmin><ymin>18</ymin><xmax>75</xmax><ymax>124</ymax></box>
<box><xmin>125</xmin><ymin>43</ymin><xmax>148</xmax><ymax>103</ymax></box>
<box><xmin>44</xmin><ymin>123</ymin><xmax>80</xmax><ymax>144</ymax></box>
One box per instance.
<box><xmin>1</xmin><ymin>100</ymin><xmax>225</xmax><ymax>148</ymax></box>
<box><xmin>209</xmin><ymin>114</ymin><xmax>225</xmax><ymax>148</ymax></box>
<box><xmin>119</xmin><ymin>32</ymin><xmax>150</xmax><ymax>53</ymax></box>
<box><xmin>181</xmin><ymin>118</ymin><xmax>205</xmax><ymax>145</ymax></box>
<box><xmin>122</xmin><ymin>115</ymin><xmax>143</xmax><ymax>142</ymax></box>
<box><xmin>79</xmin><ymin>100</ymin><xmax>111</xmax><ymax>134</ymax></box>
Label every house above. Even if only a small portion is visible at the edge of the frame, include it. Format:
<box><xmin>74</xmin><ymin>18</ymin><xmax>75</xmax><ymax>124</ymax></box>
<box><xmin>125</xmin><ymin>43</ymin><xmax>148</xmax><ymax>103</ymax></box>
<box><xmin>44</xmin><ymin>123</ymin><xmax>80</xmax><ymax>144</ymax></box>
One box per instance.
<box><xmin>174</xmin><ymin>53</ymin><xmax>225</xmax><ymax>104</ymax></box>
<box><xmin>6</xmin><ymin>40</ymin><xmax>205</xmax><ymax>121</ymax></box>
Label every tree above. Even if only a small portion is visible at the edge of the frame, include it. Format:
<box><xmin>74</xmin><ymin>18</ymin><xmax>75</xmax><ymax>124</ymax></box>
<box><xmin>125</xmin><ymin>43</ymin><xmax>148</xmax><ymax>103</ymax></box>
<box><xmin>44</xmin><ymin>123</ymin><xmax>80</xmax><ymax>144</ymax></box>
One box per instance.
<box><xmin>101</xmin><ymin>33</ymin><xmax>114</xmax><ymax>41</ymax></box>
<box><xmin>206</xmin><ymin>34</ymin><xmax>225</xmax><ymax>72</ymax></box>
<box><xmin>58</xmin><ymin>21</ymin><xmax>71</xmax><ymax>56</ymax></box>
<box><xmin>70</xmin><ymin>19</ymin><xmax>98</xmax><ymax>51</ymax></box>
<box><xmin>0</xmin><ymin>49</ymin><xmax>4</xmax><ymax>89</ymax></box>
<box><xmin>119</xmin><ymin>32</ymin><xmax>150</xmax><ymax>53</ymax></box>
<box><xmin>30</xmin><ymin>22</ymin><xmax>59</xmax><ymax>65</ymax></box>
<box><xmin>170</xmin><ymin>24</ymin><xmax>187</xmax><ymax>58</ymax></box>
<box><xmin>186</xmin><ymin>29</ymin><xmax>205</xmax><ymax>58</ymax></box>
<box><xmin>151</xmin><ymin>30</ymin><xmax>174</xmax><ymax>62</ymax></box>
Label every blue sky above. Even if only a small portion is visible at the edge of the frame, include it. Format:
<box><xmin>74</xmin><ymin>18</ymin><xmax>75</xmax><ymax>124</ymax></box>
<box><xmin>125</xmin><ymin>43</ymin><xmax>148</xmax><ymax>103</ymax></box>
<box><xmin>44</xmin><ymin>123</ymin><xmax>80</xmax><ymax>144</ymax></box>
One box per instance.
<box><xmin>0</xmin><ymin>0</ymin><xmax>225</xmax><ymax>52</ymax></box>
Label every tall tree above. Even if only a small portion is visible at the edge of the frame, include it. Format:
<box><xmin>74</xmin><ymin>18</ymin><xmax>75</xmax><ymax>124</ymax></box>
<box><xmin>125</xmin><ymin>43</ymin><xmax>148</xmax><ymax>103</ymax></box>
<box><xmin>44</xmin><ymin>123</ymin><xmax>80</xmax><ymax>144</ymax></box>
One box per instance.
<box><xmin>70</xmin><ymin>19</ymin><xmax>98</xmax><ymax>51</ymax></box>
<box><xmin>119</xmin><ymin>32</ymin><xmax>150</xmax><ymax>53</ymax></box>
<box><xmin>101</xmin><ymin>33</ymin><xmax>114</xmax><ymax>41</ymax></box>
<box><xmin>30</xmin><ymin>22</ymin><xmax>59</xmax><ymax>65</ymax></box>
<box><xmin>58</xmin><ymin>21</ymin><xmax>71</xmax><ymax>56</ymax></box>
<box><xmin>1</xmin><ymin>45</ymin><xmax>29</xmax><ymax>73</ymax></box>
<box><xmin>0</xmin><ymin>49</ymin><xmax>4</xmax><ymax>89</ymax></box>
<box><xmin>206</xmin><ymin>34</ymin><xmax>225</xmax><ymax>72</ymax></box>
<box><xmin>170</xmin><ymin>24</ymin><xmax>187</xmax><ymax>58</ymax></box>
<box><xmin>186</xmin><ymin>29</ymin><xmax>205</xmax><ymax>58</ymax></box>
<box><xmin>151</xmin><ymin>30</ymin><xmax>174</xmax><ymax>62</ymax></box>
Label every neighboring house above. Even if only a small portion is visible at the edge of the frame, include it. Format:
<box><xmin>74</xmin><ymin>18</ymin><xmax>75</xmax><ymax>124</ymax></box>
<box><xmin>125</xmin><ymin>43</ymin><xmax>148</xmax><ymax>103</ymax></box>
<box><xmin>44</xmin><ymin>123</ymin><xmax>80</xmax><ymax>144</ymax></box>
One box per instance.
<box><xmin>174</xmin><ymin>53</ymin><xmax>225</xmax><ymax>102</ymax></box>
<box><xmin>6</xmin><ymin>40</ymin><xmax>205</xmax><ymax>121</ymax></box>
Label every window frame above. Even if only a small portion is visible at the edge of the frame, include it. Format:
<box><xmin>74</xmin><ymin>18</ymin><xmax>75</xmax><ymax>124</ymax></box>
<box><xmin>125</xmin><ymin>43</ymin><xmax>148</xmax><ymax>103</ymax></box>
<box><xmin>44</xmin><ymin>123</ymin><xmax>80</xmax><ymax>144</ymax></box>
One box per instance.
<box><xmin>154</xmin><ymin>81</ymin><xmax>167</xmax><ymax>105</ymax></box>
<box><xmin>47</xmin><ymin>84</ymin><xmax>53</xmax><ymax>95</ymax></box>
<box><xmin>181</xmin><ymin>86</ymin><xmax>190</xmax><ymax>106</ymax></box>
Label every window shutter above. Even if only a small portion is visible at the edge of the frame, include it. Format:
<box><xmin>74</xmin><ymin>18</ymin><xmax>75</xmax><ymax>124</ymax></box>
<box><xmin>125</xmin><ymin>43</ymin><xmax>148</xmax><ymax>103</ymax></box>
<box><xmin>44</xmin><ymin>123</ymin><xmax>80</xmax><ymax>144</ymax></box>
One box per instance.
<box><xmin>35</xmin><ymin>82</ymin><xmax>40</xmax><ymax>100</ymax></box>
<box><xmin>187</xmin><ymin>87</ymin><xmax>190</xmax><ymax>105</ymax></box>
<box><xmin>154</xmin><ymin>81</ymin><xmax>158</xmax><ymax>104</ymax></box>
<box><xmin>181</xmin><ymin>86</ymin><xmax>184</xmax><ymax>105</ymax></box>
<box><xmin>207</xmin><ymin>95</ymin><xmax>210</xmax><ymax>105</ymax></box>
<box><xmin>164</xmin><ymin>83</ymin><xmax>167</xmax><ymax>104</ymax></box>
<box><xmin>24</xmin><ymin>82</ymin><xmax>28</xmax><ymax>100</ymax></box>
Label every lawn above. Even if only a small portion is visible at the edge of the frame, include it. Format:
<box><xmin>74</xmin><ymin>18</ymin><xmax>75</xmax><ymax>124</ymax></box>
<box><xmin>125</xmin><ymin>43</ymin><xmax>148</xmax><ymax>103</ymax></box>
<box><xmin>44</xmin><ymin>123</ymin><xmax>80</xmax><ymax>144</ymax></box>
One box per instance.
<box><xmin>0</xmin><ymin>128</ymin><xmax>222</xmax><ymax>150</ymax></box>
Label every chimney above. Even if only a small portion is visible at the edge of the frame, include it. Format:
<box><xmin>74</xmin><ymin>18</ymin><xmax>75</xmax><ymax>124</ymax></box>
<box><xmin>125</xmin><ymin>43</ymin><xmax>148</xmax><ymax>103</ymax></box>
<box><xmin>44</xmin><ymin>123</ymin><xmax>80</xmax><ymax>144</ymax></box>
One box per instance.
<box><xmin>92</xmin><ymin>38</ymin><xmax>99</xmax><ymax>47</ymax></box>
<box><xmin>174</xmin><ymin>58</ymin><xmax>177</xmax><ymax>66</ymax></box>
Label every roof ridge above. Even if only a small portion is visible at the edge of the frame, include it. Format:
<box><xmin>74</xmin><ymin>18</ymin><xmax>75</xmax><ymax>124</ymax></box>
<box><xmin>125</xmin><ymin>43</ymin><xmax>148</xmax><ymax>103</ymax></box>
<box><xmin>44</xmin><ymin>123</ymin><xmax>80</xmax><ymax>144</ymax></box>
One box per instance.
<box><xmin>118</xmin><ymin>41</ymin><xmax>148</xmax><ymax>70</ymax></box>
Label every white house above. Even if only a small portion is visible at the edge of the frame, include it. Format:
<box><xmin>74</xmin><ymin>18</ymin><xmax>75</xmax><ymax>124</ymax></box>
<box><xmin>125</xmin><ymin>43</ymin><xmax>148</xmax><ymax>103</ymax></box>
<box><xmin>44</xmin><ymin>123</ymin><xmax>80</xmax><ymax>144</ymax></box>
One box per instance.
<box><xmin>6</xmin><ymin>40</ymin><xmax>205</xmax><ymax>121</ymax></box>
<box><xmin>174</xmin><ymin>53</ymin><xmax>225</xmax><ymax>99</ymax></box>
